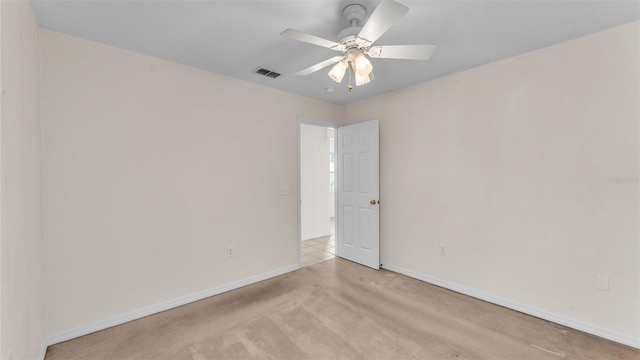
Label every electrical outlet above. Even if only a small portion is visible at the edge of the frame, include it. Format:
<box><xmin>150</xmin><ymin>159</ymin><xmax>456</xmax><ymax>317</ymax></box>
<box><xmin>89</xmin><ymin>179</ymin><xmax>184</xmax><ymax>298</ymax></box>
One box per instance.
<box><xmin>227</xmin><ymin>246</ymin><xmax>233</xmax><ymax>257</ymax></box>
<box><xmin>440</xmin><ymin>244</ymin><xmax>446</xmax><ymax>256</ymax></box>
<box><xmin>280</xmin><ymin>186</ymin><xmax>289</xmax><ymax>196</ymax></box>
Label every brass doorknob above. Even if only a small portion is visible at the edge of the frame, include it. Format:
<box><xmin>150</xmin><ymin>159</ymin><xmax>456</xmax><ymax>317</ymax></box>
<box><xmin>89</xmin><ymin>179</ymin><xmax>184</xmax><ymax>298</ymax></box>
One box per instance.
<box><xmin>370</xmin><ymin>199</ymin><xmax>378</xmax><ymax>205</ymax></box>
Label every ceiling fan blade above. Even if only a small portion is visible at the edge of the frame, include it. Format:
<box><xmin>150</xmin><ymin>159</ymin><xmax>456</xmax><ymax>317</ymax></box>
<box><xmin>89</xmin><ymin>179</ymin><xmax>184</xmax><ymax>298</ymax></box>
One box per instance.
<box><xmin>368</xmin><ymin>45</ymin><xmax>436</xmax><ymax>60</ymax></box>
<box><xmin>281</xmin><ymin>29</ymin><xmax>344</xmax><ymax>51</ymax></box>
<box><xmin>294</xmin><ymin>56</ymin><xmax>344</xmax><ymax>76</ymax></box>
<box><xmin>357</xmin><ymin>0</ymin><xmax>409</xmax><ymax>45</ymax></box>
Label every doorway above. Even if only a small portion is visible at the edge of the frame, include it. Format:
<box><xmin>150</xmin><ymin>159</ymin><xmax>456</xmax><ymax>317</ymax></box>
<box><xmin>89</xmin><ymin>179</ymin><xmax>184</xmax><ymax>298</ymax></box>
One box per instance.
<box><xmin>298</xmin><ymin>120</ymin><xmax>337</xmax><ymax>267</ymax></box>
<box><xmin>297</xmin><ymin>118</ymin><xmax>380</xmax><ymax>269</ymax></box>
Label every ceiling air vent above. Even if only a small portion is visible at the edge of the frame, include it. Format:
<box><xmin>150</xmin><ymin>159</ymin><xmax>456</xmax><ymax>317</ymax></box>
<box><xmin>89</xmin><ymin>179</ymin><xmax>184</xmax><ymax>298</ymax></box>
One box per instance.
<box><xmin>254</xmin><ymin>68</ymin><xmax>281</xmax><ymax>79</ymax></box>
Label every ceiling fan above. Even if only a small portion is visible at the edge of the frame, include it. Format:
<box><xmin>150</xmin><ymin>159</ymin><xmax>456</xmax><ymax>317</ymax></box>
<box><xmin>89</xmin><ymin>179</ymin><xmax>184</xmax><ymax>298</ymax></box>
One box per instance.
<box><xmin>281</xmin><ymin>0</ymin><xmax>436</xmax><ymax>89</ymax></box>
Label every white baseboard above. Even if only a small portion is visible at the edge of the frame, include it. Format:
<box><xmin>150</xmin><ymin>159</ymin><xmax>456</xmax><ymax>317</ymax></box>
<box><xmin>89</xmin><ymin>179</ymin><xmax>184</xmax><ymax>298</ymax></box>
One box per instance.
<box><xmin>45</xmin><ymin>264</ymin><xmax>299</xmax><ymax>347</ymax></box>
<box><xmin>380</xmin><ymin>263</ymin><xmax>640</xmax><ymax>350</ymax></box>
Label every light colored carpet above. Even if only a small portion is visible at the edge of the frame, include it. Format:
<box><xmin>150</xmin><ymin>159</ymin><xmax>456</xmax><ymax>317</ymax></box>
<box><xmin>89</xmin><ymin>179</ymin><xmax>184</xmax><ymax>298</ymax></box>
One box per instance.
<box><xmin>45</xmin><ymin>258</ymin><xmax>639</xmax><ymax>359</ymax></box>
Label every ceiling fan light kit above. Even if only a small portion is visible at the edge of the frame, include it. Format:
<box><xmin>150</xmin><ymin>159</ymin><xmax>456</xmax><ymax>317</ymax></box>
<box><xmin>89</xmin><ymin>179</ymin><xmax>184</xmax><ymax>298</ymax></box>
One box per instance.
<box><xmin>281</xmin><ymin>0</ymin><xmax>436</xmax><ymax>92</ymax></box>
<box><xmin>328</xmin><ymin>49</ymin><xmax>372</xmax><ymax>87</ymax></box>
<box><xmin>353</xmin><ymin>52</ymin><xmax>372</xmax><ymax>76</ymax></box>
<box><xmin>354</xmin><ymin>72</ymin><xmax>371</xmax><ymax>86</ymax></box>
<box><xmin>328</xmin><ymin>59</ymin><xmax>349</xmax><ymax>83</ymax></box>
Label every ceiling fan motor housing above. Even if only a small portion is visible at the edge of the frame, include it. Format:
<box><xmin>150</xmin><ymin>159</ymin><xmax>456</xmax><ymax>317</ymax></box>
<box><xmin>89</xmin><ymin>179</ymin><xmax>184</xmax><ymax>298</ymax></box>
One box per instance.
<box><xmin>337</xmin><ymin>30</ymin><xmax>361</xmax><ymax>49</ymax></box>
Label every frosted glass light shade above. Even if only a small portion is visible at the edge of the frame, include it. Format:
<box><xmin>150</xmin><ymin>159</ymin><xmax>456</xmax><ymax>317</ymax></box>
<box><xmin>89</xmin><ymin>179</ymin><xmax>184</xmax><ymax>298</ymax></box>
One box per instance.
<box><xmin>328</xmin><ymin>60</ymin><xmax>348</xmax><ymax>83</ymax></box>
<box><xmin>354</xmin><ymin>53</ymin><xmax>373</xmax><ymax>77</ymax></box>
<box><xmin>354</xmin><ymin>73</ymin><xmax>371</xmax><ymax>86</ymax></box>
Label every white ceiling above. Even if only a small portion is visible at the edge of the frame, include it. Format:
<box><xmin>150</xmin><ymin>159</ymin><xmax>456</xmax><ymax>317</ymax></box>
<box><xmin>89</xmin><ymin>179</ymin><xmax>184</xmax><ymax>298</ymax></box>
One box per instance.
<box><xmin>30</xmin><ymin>0</ymin><xmax>640</xmax><ymax>105</ymax></box>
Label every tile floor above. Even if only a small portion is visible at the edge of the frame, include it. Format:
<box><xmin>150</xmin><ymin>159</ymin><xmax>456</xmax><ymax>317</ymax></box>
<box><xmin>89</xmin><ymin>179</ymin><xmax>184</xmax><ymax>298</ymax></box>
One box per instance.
<box><xmin>301</xmin><ymin>219</ymin><xmax>335</xmax><ymax>267</ymax></box>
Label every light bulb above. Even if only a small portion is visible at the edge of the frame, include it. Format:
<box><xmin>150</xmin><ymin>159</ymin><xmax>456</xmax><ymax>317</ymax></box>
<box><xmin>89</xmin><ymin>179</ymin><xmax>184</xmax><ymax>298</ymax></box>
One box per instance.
<box><xmin>354</xmin><ymin>53</ymin><xmax>372</xmax><ymax>77</ymax></box>
<box><xmin>328</xmin><ymin>60</ymin><xmax>348</xmax><ymax>83</ymax></box>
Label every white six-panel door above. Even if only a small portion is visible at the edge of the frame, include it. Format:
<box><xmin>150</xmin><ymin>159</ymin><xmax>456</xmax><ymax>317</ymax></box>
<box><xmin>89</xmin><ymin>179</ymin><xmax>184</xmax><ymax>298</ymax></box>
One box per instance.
<box><xmin>337</xmin><ymin>120</ymin><xmax>380</xmax><ymax>269</ymax></box>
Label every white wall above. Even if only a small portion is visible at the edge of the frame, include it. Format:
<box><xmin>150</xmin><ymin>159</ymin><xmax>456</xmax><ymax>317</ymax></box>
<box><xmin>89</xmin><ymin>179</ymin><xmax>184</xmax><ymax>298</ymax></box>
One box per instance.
<box><xmin>40</xmin><ymin>29</ymin><xmax>344</xmax><ymax>335</ymax></box>
<box><xmin>1</xmin><ymin>2</ymin><xmax>45</xmax><ymax>359</ymax></box>
<box><xmin>345</xmin><ymin>21</ymin><xmax>640</xmax><ymax>344</ymax></box>
<box><xmin>300</xmin><ymin>124</ymin><xmax>331</xmax><ymax>240</ymax></box>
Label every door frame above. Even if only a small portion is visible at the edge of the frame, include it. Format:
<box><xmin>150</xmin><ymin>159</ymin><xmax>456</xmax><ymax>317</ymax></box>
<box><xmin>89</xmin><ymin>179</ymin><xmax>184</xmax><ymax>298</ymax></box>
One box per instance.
<box><xmin>297</xmin><ymin>117</ymin><xmax>339</xmax><ymax>269</ymax></box>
